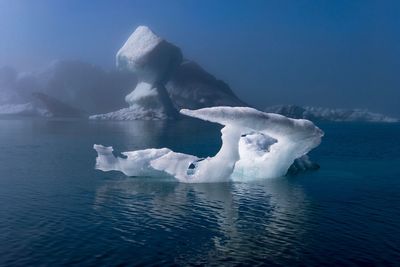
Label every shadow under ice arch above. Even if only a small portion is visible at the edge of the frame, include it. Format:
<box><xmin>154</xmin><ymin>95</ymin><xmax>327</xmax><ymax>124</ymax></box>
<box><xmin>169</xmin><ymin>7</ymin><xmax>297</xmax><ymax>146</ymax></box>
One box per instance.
<box><xmin>94</xmin><ymin>106</ymin><xmax>324</xmax><ymax>183</ymax></box>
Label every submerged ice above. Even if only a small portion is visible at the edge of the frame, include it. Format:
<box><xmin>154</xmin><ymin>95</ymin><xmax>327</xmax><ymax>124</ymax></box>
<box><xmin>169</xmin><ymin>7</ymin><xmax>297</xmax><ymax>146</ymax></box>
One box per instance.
<box><xmin>94</xmin><ymin>106</ymin><xmax>323</xmax><ymax>182</ymax></box>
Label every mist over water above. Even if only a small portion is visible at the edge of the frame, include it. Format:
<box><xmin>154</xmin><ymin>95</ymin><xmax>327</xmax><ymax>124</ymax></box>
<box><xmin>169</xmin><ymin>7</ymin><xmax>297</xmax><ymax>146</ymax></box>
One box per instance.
<box><xmin>0</xmin><ymin>0</ymin><xmax>399</xmax><ymax>116</ymax></box>
<box><xmin>1</xmin><ymin>1</ymin><xmax>400</xmax><ymax>265</ymax></box>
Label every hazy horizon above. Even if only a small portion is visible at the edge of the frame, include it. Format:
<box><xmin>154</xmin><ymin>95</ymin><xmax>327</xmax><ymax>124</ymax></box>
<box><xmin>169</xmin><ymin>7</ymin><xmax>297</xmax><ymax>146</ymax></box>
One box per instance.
<box><xmin>0</xmin><ymin>0</ymin><xmax>399</xmax><ymax>116</ymax></box>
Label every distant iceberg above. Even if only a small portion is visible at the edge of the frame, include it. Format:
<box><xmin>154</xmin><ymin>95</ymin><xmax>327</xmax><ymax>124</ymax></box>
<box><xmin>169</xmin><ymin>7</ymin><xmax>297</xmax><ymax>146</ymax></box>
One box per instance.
<box><xmin>90</xmin><ymin>26</ymin><xmax>245</xmax><ymax>120</ymax></box>
<box><xmin>1</xmin><ymin>52</ymin><xmax>245</xmax><ymax>120</ymax></box>
<box><xmin>166</xmin><ymin>60</ymin><xmax>247</xmax><ymax>110</ymax></box>
<box><xmin>0</xmin><ymin>61</ymin><xmax>136</xmax><ymax>118</ymax></box>
<box><xmin>94</xmin><ymin>106</ymin><xmax>323</xmax><ymax>183</ymax></box>
<box><xmin>265</xmin><ymin>105</ymin><xmax>398</xmax><ymax>123</ymax></box>
<box><xmin>0</xmin><ymin>102</ymin><xmax>49</xmax><ymax>117</ymax></box>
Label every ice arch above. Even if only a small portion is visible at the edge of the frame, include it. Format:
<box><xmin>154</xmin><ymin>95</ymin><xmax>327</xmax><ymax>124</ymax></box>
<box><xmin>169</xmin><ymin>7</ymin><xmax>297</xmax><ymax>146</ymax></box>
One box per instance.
<box><xmin>94</xmin><ymin>107</ymin><xmax>323</xmax><ymax>183</ymax></box>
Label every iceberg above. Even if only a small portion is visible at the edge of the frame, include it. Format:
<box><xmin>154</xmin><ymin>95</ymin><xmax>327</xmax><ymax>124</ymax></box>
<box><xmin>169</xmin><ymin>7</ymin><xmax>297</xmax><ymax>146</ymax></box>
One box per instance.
<box><xmin>32</xmin><ymin>92</ymin><xmax>84</xmax><ymax>118</ymax></box>
<box><xmin>34</xmin><ymin>60</ymin><xmax>136</xmax><ymax>115</ymax></box>
<box><xmin>0</xmin><ymin>61</ymin><xmax>137</xmax><ymax>117</ymax></box>
<box><xmin>1</xmin><ymin>26</ymin><xmax>247</xmax><ymax>119</ymax></box>
<box><xmin>0</xmin><ymin>102</ymin><xmax>49</xmax><ymax>117</ymax></box>
<box><xmin>166</xmin><ymin>60</ymin><xmax>247</xmax><ymax>110</ymax></box>
<box><xmin>90</xmin><ymin>26</ymin><xmax>247</xmax><ymax>120</ymax></box>
<box><xmin>91</xmin><ymin>26</ymin><xmax>181</xmax><ymax>120</ymax></box>
<box><xmin>94</xmin><ymin>106</ymin><xmax>323</xmax><ymax>183</ymax></box>
<box><xmin>265</xmin><ymin>105</ymin><xmax>398</xmax><ymax>123</ymax></box>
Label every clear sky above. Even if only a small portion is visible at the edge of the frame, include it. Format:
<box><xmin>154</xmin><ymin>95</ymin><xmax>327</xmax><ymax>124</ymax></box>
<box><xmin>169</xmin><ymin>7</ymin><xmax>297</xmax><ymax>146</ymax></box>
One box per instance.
<box><xmin>0</xmin><ymin>0</ymin><xmax>399</xmax><ymax>116</ymax></box>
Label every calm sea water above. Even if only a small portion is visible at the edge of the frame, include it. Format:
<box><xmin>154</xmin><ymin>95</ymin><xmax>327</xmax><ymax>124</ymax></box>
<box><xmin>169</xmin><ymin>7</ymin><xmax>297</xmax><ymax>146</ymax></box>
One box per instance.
<box><xmin>0</xmin><ymin>118</ymin><xmax>399</xmax><ymax>266</ymax></box>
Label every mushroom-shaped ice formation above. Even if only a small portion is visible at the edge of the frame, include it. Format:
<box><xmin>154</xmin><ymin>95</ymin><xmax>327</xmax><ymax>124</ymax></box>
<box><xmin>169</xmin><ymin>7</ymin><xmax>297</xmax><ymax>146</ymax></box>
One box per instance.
<box><xmin>94</xmin><ymin>106</ymin><xmax>323</xmax><ymax>183</ymax></box>
<box><xmin>116</xmin><ymin>26</ymin><xmax>182</xmax><ymax>85</ymax></box>
<box><xmin>89</xmin><ymin>26</ymin><xmax>249</xmax><ymax>120</ymax></box>
<box><xmin>91</xmin><ymin>26</ymin><xmax>182</xmax><ymax>120</ymax></box>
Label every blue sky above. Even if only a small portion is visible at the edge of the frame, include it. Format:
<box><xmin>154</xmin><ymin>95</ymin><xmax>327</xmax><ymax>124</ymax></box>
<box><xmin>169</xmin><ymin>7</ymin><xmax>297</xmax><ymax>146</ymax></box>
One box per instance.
<box><xmin>0</xmin><ymin>0</ymin><xmax>399</xmax><ymax>115</ymax></box>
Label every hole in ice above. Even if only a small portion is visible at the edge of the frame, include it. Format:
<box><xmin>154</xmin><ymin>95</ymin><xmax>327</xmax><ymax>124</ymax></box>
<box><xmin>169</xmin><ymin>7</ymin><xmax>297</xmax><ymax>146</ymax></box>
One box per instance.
<box><xmin>186</xmin><ymin>158</ymin><xmax>205</xmax><ymax>175</ymax></box>
<box><xmin>188</xmin><ymin>163</ymin><xmax>196</xmax><ymax>169</ymax></box>
<box><xmin>112</xmin><ymin>150</ymin><xmax>127</xmax><ymax>159</ymax></box>
<box><xmin>239</xmin><ymin>132</ymin><xmax>277</xmax><ymax>154</ymax></box>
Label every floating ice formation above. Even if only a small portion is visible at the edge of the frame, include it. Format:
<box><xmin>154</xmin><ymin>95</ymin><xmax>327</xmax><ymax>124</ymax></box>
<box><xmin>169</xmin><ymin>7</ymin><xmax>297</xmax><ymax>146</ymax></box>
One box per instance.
<box><xmin>265</xmin><ymin>105</ymin><xmax>398</xmax><ymax>123</ymax></box>
<box><xmin>90</xmin><ymin>26</ymin><xmax>246</xmax><ymax>120</ymax></box>
<box><xmin>166</xmin><ymin>60</ymin><xmax>247</xmax><ymax>110</ymax></box>
<box><xmin>91</xmin><ymin>26</ymin><xmax>181</xmax><ymax>120</ymax></box>
<box><xmin>94</xmin><ymin>106</ymin><xmax>323</xmax><ymax>182</ymax></box>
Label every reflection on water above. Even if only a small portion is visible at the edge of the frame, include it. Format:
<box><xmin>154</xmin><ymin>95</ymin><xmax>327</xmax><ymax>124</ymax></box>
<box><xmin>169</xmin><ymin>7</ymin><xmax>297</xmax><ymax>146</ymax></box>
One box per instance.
<box><xmin>88</xmin><ymin>118</ymin><xmax>222</xmax><ymax>159</ymax></box>
<box><xmin>89</xmin><ymin>120</ymin><xmax>168</xmax><ymax>150</ymax></box>
<box><xmin>1</xmin><ymin>119</ymin><xmax>400</xmax><ymax>266</ymax></box>
<box><xmin>94</xmin><ymin>177</ymin><xmax>309</xmax><ymax>265</ymax></box>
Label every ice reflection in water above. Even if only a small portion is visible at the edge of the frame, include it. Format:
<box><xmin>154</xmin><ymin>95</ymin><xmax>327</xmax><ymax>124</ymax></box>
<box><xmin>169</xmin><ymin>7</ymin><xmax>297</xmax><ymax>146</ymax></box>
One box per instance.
<box><xmin>2</xmin><ymin>119</ymin><xmax>398</xmax><ymax>265</ymax></box>
<box><xmin>93</xmin><ymin>177</ymin><xmax>309</xmax><ymax>265</ymax></box>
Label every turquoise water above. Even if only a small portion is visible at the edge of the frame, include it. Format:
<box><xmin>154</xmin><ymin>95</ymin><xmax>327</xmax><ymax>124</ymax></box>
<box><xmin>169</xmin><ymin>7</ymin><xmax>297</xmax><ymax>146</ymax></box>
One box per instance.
<box><xmin>0</xmin><ymin>118</ymin><xmax>399</xmax><ymax>266</ymax></box>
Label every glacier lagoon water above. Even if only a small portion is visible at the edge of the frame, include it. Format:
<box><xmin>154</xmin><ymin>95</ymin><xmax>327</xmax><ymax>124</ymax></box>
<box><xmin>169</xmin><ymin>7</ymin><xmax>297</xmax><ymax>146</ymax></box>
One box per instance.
<box><xmin>0</xmin><ymin>118</ymin><xmax>399</xmax><ymax>266</ymax></box>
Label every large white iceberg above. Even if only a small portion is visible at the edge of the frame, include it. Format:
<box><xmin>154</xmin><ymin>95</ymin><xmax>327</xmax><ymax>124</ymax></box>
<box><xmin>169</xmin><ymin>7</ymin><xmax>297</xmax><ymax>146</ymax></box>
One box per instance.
<box><xmin>90</xmin><ymin>26</ymin><xmax>247</xmax><ymax>120</ymax></box>
<box><xmin>91</xmin><ymin>26</ymin><xmax>181</xmax><ymax>120</ymax></box>
<box><xmin>94</xmin><ymin>106</ymin><xmax>323</xmax><ymax>183</ymax></box>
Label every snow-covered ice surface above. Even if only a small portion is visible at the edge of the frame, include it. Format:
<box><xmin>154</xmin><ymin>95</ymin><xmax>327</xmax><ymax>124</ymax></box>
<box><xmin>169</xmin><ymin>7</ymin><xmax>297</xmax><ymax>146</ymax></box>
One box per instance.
<box><xmin>94</xmin><ymin>106</ymin><xmax>324</xmax><ymax>183</ymax></box>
